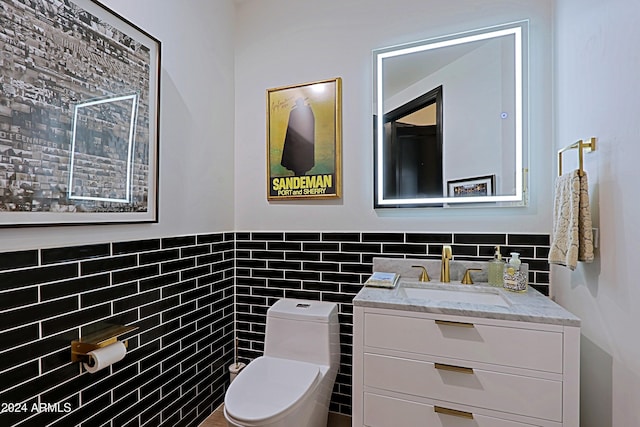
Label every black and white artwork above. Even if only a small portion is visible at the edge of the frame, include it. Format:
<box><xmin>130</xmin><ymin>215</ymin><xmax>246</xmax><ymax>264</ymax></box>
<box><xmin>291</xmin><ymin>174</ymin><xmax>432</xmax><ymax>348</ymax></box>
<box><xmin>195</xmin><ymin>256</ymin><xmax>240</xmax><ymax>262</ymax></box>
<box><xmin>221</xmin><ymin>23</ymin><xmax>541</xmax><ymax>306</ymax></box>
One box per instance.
<box><xmin>0</xmin><ymin>0</ymin><xmax>160</xmax><ymax>226</ymax></box>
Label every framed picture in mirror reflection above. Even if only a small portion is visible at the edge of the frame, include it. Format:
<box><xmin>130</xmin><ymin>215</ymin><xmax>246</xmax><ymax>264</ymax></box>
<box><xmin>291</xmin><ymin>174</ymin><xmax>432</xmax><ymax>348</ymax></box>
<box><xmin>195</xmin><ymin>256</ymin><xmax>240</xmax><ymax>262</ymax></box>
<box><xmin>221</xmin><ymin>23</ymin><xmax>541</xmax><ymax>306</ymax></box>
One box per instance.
<box><xmin>447</xmin><ymin>175</ymin><xmax>495</xmax><ymax>198</ymax></box>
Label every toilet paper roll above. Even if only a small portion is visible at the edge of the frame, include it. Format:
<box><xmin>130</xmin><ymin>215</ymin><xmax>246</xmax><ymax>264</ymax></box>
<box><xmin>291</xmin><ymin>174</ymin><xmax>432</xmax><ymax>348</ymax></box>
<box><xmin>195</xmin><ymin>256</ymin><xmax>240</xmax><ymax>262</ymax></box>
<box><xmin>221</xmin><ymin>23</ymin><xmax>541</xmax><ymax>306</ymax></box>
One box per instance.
<box><xmin>83</xmin><ymin>341</ymin><xmax>127</xmax><ymax>373</ymax></box>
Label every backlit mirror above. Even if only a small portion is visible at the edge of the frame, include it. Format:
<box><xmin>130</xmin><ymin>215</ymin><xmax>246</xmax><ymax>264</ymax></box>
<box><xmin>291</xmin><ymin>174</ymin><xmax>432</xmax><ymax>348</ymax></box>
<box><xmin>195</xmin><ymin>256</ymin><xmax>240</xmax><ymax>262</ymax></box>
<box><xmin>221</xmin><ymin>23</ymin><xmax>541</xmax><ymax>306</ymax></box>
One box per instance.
<box><xmin>374</xmin><ymin>21</ymin><xmax>528</xmax><ymax>208</ymax></box>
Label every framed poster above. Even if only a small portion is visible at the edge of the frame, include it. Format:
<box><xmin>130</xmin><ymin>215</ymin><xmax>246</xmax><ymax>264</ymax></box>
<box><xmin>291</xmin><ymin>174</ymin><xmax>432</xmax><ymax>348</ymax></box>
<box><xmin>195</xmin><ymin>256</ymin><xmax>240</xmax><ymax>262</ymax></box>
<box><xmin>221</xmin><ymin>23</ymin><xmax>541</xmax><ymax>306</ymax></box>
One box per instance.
<box><xmin>0</xmin><ymin>0</ymin><xmax>160</xmax><ymax>226</ymax></box>
<box><xmin>267</xmin><ymin>77</ymin><xmax>342</xmax><ymax>200</ymax></box>
<box><xmin>447</xmin><ymin>175</ymin><xmax>495</xmax><ymax>198</ymax></box>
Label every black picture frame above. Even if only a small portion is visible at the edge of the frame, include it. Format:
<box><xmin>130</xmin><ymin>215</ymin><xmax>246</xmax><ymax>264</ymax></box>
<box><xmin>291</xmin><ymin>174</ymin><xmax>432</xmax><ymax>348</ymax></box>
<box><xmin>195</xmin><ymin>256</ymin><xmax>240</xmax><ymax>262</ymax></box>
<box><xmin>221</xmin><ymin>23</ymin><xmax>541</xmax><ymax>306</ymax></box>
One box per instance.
<box><xmin>0</xmin><ymin>0</ymin><xmax>160</xmax><ymax>226</ymax></box>
<box><xmin>447</xmin><ymin>175</ymin><xmax>495</xmax><ymax>198</ymax></box>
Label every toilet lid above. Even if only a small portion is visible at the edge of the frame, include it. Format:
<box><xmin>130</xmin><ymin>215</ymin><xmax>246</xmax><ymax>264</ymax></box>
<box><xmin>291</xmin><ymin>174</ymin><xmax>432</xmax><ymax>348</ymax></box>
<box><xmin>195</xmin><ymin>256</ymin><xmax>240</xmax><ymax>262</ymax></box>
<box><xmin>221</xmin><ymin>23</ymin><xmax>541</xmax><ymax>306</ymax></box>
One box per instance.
<box><xmin>225</xmin><ymin>356</ymin><xmax>320</xmax><ymax>424</ymax></box>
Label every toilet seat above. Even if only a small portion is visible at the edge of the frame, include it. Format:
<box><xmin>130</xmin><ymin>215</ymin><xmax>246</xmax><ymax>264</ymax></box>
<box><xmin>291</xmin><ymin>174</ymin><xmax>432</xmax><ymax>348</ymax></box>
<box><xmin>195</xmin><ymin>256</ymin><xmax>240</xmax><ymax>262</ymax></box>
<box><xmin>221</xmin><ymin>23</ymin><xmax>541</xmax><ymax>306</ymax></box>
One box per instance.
<box><xmin>225</xmin><ymin>356</ymin><xmax>321</xmax><ymax>425</ymax></box>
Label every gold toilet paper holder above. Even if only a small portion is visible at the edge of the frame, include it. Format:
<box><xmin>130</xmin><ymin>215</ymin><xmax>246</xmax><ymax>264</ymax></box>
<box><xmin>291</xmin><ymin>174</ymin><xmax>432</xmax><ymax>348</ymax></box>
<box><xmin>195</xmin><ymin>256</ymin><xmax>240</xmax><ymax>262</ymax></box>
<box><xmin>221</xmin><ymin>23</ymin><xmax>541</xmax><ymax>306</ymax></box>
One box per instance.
<box><xmin>71</xmin><ymin>325</ymin><xmax>138</xmax><ymax>363</ymax></box>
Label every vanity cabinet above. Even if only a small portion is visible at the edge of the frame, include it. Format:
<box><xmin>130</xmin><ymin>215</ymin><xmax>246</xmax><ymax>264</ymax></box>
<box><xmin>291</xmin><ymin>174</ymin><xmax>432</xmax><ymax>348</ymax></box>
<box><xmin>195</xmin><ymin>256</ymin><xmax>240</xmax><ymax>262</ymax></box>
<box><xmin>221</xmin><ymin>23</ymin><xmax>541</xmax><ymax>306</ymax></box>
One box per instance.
<box><xmin>353</xmin><ymin>306</ymin><xmax>580</xmax><ymax>427</ymax></box>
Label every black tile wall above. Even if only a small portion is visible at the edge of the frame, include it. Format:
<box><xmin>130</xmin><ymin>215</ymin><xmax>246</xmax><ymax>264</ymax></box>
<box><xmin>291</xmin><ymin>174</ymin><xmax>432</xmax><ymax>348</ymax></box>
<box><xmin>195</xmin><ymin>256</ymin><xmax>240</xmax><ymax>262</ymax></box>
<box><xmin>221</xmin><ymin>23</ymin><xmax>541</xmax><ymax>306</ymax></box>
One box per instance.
<box><xmin>234</xmin><ymin>231</ymin><xmax>551</xmax><ymax>416</ymax></box>
<box><xmin>0</xmin><ymin>233</ymin><xmax>234</xmax><ymax>427</ymax></box>
<box><xmin>0</xmin><ymin>230</ymin><xmax>551</xmax><ymax>425</ymax></box>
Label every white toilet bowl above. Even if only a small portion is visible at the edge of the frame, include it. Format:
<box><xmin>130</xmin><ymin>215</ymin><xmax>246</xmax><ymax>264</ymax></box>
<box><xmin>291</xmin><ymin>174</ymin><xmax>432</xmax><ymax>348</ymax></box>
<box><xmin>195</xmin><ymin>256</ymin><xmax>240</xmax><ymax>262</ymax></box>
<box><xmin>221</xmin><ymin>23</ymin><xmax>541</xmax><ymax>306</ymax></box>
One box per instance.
<box><xmin>224</xmin><ymin>299</ymin><xmax>340</xmax><ymax>427</ymax></box>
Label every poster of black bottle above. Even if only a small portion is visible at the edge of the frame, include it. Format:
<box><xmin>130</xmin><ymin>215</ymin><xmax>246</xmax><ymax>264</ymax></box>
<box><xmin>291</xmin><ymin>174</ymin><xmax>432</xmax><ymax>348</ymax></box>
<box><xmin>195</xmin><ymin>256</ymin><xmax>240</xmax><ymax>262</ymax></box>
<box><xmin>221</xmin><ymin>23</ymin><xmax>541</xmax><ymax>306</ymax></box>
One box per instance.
<box><xmin>266</xmin><ymin>78</ymin><xmax>342</xmax><ymax>200</ymax></box>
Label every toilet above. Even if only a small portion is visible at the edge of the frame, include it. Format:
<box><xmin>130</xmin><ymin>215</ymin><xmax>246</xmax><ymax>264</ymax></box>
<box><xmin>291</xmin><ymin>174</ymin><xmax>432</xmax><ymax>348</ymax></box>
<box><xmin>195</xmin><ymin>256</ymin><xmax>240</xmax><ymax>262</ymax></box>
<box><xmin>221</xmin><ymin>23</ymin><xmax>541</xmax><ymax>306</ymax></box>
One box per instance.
<box><xmin>224</xmin><ymin>298</ymin><xmax>340</xmax><ymax>427</ymax></box>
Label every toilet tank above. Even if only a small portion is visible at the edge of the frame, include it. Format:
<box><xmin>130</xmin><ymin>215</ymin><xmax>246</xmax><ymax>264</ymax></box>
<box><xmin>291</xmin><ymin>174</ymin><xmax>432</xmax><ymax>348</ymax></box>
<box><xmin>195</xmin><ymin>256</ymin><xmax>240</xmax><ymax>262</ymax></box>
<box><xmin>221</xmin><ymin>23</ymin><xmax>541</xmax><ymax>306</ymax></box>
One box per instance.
<box><xmin>264</xmin><ymin>299</ymin><xmax>340</xmax><ymax>368</ymax></box>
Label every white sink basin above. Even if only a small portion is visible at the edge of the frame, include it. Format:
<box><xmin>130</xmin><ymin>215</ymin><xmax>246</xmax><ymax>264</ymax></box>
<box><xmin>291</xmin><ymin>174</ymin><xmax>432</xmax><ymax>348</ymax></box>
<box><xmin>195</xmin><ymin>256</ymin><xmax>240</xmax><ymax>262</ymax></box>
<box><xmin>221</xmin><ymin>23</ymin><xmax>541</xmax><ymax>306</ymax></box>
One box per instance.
<box><xmin>398</xmin><ymin>285</ymin><xmax>511</xmax><ymax>307</ymax></box>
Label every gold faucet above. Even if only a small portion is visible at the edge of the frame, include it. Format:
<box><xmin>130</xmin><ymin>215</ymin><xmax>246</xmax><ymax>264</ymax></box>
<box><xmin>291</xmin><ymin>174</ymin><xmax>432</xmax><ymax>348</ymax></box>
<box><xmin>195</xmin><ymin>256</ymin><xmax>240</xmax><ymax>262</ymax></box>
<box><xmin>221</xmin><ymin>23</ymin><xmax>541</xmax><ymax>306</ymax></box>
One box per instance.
<box><xmin>411</xmin><ymin>265</ymin><xmax>430</xmax><ymax>282</ymax></box>
<box><xmin>440</xmin><ymin>245</ymin><xmax>452</xmax><ymax>283</ymax></box>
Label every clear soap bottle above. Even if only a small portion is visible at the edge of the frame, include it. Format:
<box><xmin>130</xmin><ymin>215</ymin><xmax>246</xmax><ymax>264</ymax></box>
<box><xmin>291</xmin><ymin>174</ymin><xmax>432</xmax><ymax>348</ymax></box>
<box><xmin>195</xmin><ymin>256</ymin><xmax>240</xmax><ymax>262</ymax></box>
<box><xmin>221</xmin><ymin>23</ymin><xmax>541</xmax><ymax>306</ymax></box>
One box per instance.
<box><xmin>488</xmin><ymin>246</ymin><xmax>505</xmax><ymax>286</ymax></box>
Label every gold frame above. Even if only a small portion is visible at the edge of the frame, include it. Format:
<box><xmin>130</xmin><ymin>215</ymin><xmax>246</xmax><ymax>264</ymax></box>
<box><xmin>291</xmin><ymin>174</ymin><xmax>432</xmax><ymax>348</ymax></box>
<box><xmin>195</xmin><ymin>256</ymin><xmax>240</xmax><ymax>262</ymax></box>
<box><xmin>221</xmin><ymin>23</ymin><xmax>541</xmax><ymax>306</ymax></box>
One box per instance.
<box><xmin>266</xmin><ymin>78</ymin><xmax>342</xmax><ymax>200</ymax></box>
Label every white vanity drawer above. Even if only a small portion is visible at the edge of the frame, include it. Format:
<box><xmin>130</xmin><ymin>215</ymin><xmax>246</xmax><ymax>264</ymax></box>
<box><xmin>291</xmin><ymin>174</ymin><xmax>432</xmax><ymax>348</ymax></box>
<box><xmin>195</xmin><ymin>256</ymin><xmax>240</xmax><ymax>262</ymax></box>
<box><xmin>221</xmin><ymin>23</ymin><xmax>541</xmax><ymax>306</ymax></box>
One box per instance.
<box><xmin>364</xmin><ymin>312</ymin><xmax>563</xmax><ymax>373</ymax></box>
<box><xmin>364</xmin><ymin>353</ymin><xmax>563</xmax><ymax>422</ymax></box>
<box><xmin>364</xmin><ymin>392</ymin><xmax>550</xmax><ymax>427</ymax></box>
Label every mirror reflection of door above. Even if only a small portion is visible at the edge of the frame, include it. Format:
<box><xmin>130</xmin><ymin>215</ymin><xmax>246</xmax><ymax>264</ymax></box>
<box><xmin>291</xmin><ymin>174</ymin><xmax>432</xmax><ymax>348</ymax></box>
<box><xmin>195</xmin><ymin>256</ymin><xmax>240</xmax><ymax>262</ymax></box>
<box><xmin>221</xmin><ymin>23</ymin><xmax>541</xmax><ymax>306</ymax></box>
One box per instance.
<box><xmin>383</xmin><ymin>85</ymin><xmax>442</xmax><ymax>200</ymax></box>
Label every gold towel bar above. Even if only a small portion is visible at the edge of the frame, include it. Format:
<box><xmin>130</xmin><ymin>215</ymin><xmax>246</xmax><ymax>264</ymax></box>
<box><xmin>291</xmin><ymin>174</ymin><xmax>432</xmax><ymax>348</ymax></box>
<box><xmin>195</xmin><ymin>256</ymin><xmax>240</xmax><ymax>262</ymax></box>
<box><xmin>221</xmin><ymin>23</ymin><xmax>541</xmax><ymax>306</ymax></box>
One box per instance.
<box><xmin>558</xmin><ymin>137</ymin><xmax>596</xmax><ymax>176</ymax></box>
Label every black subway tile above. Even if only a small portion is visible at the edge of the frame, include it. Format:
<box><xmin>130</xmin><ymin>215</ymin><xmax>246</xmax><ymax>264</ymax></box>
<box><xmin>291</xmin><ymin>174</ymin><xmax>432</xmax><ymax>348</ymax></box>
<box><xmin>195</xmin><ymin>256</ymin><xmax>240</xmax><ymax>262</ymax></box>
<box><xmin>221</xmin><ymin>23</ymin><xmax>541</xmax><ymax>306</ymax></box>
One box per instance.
<box><xmin>340</xmin><ymin>263</ymin><xmax>372</xmax><ymax>274</ymax></box>
<box><xmin>0</xmin><ymin>263</ymin><xmax>78</xmax><ymax>292</ymax></box>
<box><xmin>406</xmin><ymin>233</ymin><xmax>452</xmax><ymax>243</ymax></box>
<box><xmin>0</xmin><ymin>286</ymin><xmax>38</xmax><ymax>311</ymax></box>
<box><xmin>303</xmin><ymin>242</ymin><xmax>340</xmax><ymax>252</ymax></box>
<box><xmin>266</xmin><ymin>278</ymin><xmax>301</xmax><ymax>290</ymax></box>
<box><xmin>0</xmin><ymin>361</ymin><xmax>39</xmax><ymax>391</ymax></box>
<box><xmin>285</xmin><ymin>251</ymin><xmax>321</xmax><ymax>261</ymax></box>
<box><xmin>163</xmin><ymin>280</ymin><xmax>197</xmax><ymax>299</ymax></box>
<box><xmin>303</xmin><ymin>261</ymin><xmax>340</xmax><ymax>272</ymax></box>
<box><xmin>236</xmin><ymin>277</ymin><xmax>267</xmax><ymax>287</ymax></box>
<box><xmin>286</xmin><ymin>270</ymin><xmax>321</xmax><ymax>281</ymax></box>
<box><xmin>212</xmin><ymin>241</ymin><xmax>234</xmax><ymax>252</ymax></box>
<box><xmin>113</xmin><ymin>290</ymin><xmax>160</xmax><ymax>313</ymax></box>
<box><xmin>162</xmin><ymin>257</ymin><xmax>196</xmax><ymax>274</ymax></box>
<box><xmin>341</xmin><ymin>243</ymin><xmax>381</xmax><ymax>253</ymax></box>
<box><xmin>0</xmin><ymin>363</ymin><xmax>78</xmax><ymax>405</ymax></box>
<box><xmin>252</xmin><ymin>269</ymin><xmax>285</xmax><ymax>279</ymax></box>
<box><xmin>251</xmin><ymin>287</ymin><xmax>284</xmax><ymax>298</ymax></box>
<box><xmin>322</xmin><ymin>272</ymin><xmax>364</xmax><ymax>284</ymax></box>
<box><xmin>322</xmin><ymin>293</ymin><xmax>356</xmax><ymax>304</ymax></box>
<box><xmin>41</xmin><ymin>243</ymin><xmax>110</xmax><ymax>265</ymax></box>
<box><xmin>81</xmin><ymin>283</ymin><xmax>138</xmax><ymax>308</ymax></box>
<box><xmin>197</xmin><ymin>252</ymin><xmax>224</xmax><ymax>266</ymax></box>
<box><xmin>285</xmin><ymin>290</ymin><xmax>321</xmax><ymax>300</ymax></box>
<box><xmin>284</xmin><ymin>232</ymin><xmax>321</xmax><ymax>241</ymax></box>
<box><xmin>536</xmin><ymin>247</ymin><xmax>550</xmax><ymax>258</ymax></box>
<box><xmin>252</xmin><ymin>232</ymin><xmax>284</xmax><ymax>241</ymax></box>
<box><xmin>0</xmin><ymin>324</ymin><xmax>39</xmax><ymax>352</ymax></box>
<box><xmin>323</xmin><ymin>252</ymin><xmax>360</xmax><ymax>263</ymax></box>
<box><xmin>252</xmin><ymin>250</ymin><xmax>285</xmax><ymax>260</ymax></box>
<box><xmin>113</xmin><ymin>264</ymin><xmax>159</xmax><ymax>284</ymax></box>
<box><xmin>235</xmin><ymin>232</ymin><xmax>251</xmax><ymax>240</ymax></box>
<box><xmin>139</xmin><ymin>248</ymin><xmax>180</xmax><ymax>265</ymax></box>
<box><xmin>322</xmin><ymin>232</ymin><xmax>361</xmax><ymax>242</ymax></box>
<box><xmin>0</xmin><ymin>330</ymin><xmax>78</xmax><ymax>372</ymax></box>
<box><xmin>113</xmin><ymin>239</ymin><xmax>160</xmax><ymax>255</ymax></box>
<box><xmin>181</xmin><ymin>245</ymin><xmax>212</xmax><ymax>258</ymax></box>
<box><xmin>81</xmin><ymin>254</ymin><xmax>138</xmax><ymax>275</ymax></box>
<box><xmin>268</xmin><ymin>260</ymin><xmax>302</xmax><ymax>270</ymax></box>
<box><xmin>197</xmin><ymin>233</ymin><xmax>224</xmax><ymax>244</ymax></box>
<box><xmin>508</xmin><ymin>234</ymin><xmax>550</xmax><ymax>246</ymax></box>
<box><xmin>267</xmin><ymin>241</ymin><xmax>302</xmax><ymax>251</ymax></box>
<box><xmin>162</xmin><ymin>235</ymin><xmax>196</xmax><ymax>249</ymax></box>
<box><xmin>0</xmin><ymin>297</ymin><xmax>77</xmax><ymax>330</ymax></box>
<box><xmin>41</xmin><ymin>274</ymin><xmax>110</xmax><ymax>301</ymax></box>
<box><xmin>454</xmin><ymin>233</ymin><xmax>507</xmax><ymax>244</ymax></box>
<box><xmin>450</xmin><ymin>245</ymin><xmax>478</xmax><ymax>256</ymax></box>
<box><xmin>140</xmin><ymin>272</ymin><xmax>180</xmax><ymax>291</ymax></box>
<box><xmin>41</xmin><ymin>303</ymin><xmax>111</xmax><ymax>337</ymax></box>
<box><xmin>382</xmin><ymin>243</ymin><xmax>427</xmax><ymax>255</ymax></box>
<box><xmin>140</xmin><ymin>296</ymin><xmax>180</xmax><ymax>318</ymax></box>
<box><xmin>0</xmin><ymin>250</ymin><xmax>38</xmax><ymax>271</ymax></box>
<box><xmin>182</xmin><ymin>265</ymin><xmax>211</xmax><ymax>281</ymax></box>
<box><xmin>237</xmin><ymin>241</ymin><xmax>267</xmax><ymax>250</ymax></box>
<box><xmin>363</xmin><ymin>232</ymin><xmax>404</xmax><ymax>243</ymax></box>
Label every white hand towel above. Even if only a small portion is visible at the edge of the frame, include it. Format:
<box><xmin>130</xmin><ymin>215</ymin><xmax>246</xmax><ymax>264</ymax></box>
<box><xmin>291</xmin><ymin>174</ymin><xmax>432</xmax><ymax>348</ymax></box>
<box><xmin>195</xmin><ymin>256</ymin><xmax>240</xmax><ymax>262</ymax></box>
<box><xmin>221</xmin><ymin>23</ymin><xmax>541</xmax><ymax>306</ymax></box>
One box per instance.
<box><xmin>549</xmin><ymin>170</ymin><xmax>594</xmax><ymax>270</ymax></box>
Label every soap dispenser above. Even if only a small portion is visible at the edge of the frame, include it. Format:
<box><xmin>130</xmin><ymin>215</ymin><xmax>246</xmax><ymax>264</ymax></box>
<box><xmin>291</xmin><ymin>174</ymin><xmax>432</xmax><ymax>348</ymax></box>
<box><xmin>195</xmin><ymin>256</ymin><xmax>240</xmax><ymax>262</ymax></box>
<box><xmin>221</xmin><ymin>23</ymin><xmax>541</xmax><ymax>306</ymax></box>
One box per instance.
<box><xmin>503</xmin><ymin>252</ymin><xmax>527</xmax><ymax>292</ymax></box>
<box><xmin>487</xmin><ymin>246</ymin><xmax>505</xmax><ymax>286</ymax></box>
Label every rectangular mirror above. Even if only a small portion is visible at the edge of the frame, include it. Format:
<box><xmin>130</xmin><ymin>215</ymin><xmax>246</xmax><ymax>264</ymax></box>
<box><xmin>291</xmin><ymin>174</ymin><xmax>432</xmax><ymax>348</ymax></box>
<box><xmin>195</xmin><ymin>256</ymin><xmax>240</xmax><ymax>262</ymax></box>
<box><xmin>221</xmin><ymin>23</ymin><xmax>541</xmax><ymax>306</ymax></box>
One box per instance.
<box><xmin>374</xmin><ymin>21</ymin><xmax>528</xmax><ymax>208</ymax></box>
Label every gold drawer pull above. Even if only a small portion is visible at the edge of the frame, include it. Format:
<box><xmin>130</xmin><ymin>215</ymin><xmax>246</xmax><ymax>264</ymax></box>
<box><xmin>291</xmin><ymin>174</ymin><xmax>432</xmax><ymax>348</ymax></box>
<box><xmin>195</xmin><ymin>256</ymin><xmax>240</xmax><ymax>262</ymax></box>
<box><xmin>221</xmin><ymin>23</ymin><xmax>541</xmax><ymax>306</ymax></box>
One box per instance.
<box><xmin>434</xmin><ymin>405</ymin><xmax>474</xmax><ymax>419</ymax></box>
<box><xmin>435</xmin><ymin>319</ymin><xmax>474</xmax><ymax>328</ymax></box>
<box><xmin>434</xmin><ymin>363</ymin><xmax>474</xmax><ymax>374</ymax></box>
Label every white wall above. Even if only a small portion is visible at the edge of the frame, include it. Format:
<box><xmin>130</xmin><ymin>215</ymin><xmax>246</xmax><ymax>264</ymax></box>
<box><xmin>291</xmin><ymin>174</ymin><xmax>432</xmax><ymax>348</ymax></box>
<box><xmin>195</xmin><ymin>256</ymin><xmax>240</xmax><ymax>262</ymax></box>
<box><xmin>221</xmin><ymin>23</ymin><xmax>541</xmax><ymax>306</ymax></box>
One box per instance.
<box><xmin>0</xmin><ymin>0</ymin><xmax>236</xmax><ymax>252</ymax></box>
<box><xmin>553</xmin><ymin>0</ymin><xmax>640</xmax><ymax>426</ymax></box>
<box><xmin>234</xmin><ymin>0</ymin><xmax>553</xmax><ymax>232</ymax></box>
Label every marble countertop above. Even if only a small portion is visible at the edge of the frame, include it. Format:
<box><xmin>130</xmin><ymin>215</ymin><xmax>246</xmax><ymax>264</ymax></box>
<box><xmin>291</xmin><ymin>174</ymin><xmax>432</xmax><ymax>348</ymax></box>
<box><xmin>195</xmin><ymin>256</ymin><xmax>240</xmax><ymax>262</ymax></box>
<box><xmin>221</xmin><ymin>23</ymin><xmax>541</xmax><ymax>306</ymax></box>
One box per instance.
<box><xmin>353</xmin><ymin>281</ymin><xmax>581</xmax><ymax>327</ymax></box>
